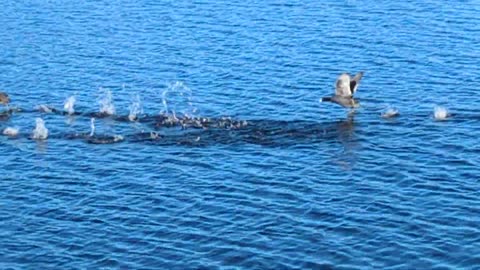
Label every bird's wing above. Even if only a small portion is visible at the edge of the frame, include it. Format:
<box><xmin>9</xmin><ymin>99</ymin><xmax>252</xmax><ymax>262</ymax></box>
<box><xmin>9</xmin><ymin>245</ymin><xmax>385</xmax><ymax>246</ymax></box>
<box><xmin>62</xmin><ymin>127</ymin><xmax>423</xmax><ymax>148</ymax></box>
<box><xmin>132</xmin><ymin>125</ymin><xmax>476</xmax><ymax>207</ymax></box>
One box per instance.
<box><xmin>349</xmin><ymin>71</ymin><xmax>364</xmax><ymax>95</ymax></box>
<box><xmin>335</xmin><ymin>73</ymin><xmax>352</xmax><ymax>97</ymax></box>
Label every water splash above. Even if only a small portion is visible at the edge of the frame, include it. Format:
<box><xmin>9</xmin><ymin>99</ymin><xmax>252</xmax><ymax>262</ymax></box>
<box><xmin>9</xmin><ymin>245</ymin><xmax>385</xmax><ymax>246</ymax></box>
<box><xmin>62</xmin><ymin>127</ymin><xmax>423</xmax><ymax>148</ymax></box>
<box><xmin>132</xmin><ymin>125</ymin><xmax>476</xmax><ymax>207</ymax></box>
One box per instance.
<box><xmin>64</xmin><ymin>96</ymin><xmax>76</xmax><ymax>115</ymax></box>
<box><xmin>434</xmin><ymin>106</ymin><xmax>449</xmax><ymax>120</ymax></box>
<box><xmin>128</xmin><ymin>94</ymin><xmax>143</xmax><ymax>121</ymax></box>
<box><xmin>113</xmin><ymin>135</ymin><xmax>124</xmax><ymax>142</ymax></box>
<box><xmin>161</xmin><ymin>81</ymin><xmax>197</xmax><ymax>118</ymax></box>
<box><xmin>90</xmin><ymin>118</ymin><xmax>95</xmax><ymax>136</ymax></box>
<box><xmin>150</xmin><ymin>132</ymin><xmax>160</xmax><ymax>139</ymax></box>
<box><xmin>98</xmin><ymin>88</ymin><xmax>116</xmax><ymax>115</ymax></box>
<box><xmin>38</xmin><ymin>105</ymin><xmax>53</xmax><ymax>113</ymax></box>
<box><xmin>381</xmin><ymin>107</ymin><xmax>400</xmax><ymax>118</ymax></box>
<box><xmin>32</xmin><ymin>118</ymin><xmax>48</xmax><ymax>140</ymax></box>
<box><xmin>3</xmin><ymin>127</ymin><xmax>19</xmax><ymax>137</ymax></box>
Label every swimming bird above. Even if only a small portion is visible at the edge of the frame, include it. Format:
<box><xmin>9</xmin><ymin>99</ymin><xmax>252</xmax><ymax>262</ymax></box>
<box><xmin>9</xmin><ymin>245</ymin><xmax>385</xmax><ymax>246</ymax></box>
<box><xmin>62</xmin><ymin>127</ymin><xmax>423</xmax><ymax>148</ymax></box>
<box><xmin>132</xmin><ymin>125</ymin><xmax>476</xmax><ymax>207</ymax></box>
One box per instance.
<box><xmin>0</xmin><ymin>92</ymin><xmax>10</xmax><ymax>105</ymax></box>
<box><xmin>321</xmin><ymin>72</ymin><xmax>364</xmax><ymax>108</ymax></box>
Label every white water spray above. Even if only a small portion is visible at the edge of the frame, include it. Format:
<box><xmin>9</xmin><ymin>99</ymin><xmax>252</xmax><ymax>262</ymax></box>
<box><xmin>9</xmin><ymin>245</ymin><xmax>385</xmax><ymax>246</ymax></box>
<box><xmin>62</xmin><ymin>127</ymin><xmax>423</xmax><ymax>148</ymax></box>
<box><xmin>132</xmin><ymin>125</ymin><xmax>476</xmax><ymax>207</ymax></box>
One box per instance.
<box><xmin>161</xmin><ymin>81</ymin><xmax>196</xmax><ymax>118</ymax></box>
<box><xmin>381</xmin><ymin>107</ymin><xmax>399</xmax><ymax>118</ymax></box>
<box><xmin>64</xmin><ymin>96</ymin><xmax>76</xmax><ymax>115</ymax></box>
<box><xmin>113</xmin><ymin>135</ymin><xmax>124</xmax><ymax>142</ymax></box>
<box><xmin>90</xmin><ymin>118</ymin><xmax>95</xmax><ymax>136</ymax></box>
<box><xmin>3</xmin><ymin>127</ymin><xmax>19</xmax><ymax>137</ymax></box>
<box><xmin>98</xmin><ymin>88</ymin><xmax>115</xmax><ymax>115</ymax></box>
<box><xmin>434</xmin><ymin>106</ymin><xmax>449</xmax><ymax>120</ymax></box>
<box><xmin>38</xmin><ymin>105</ymin><xmax>53</xmax><ymax>113</ymax></box>
<box><xmin>32</xmin><ymin>118</ymin><xmax>48</xmax><ymax>140</ymax></box>
<box><xmin>128</xmin><ymin>94</ymin><xmax>143</xmax><ymax>121</ymax></box>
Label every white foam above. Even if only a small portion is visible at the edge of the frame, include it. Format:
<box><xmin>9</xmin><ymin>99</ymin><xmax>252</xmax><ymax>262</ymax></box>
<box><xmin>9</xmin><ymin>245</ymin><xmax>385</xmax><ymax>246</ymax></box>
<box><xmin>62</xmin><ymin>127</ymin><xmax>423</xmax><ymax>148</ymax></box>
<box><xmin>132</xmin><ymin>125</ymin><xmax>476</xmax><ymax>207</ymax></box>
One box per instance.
<box><xmin>434</xmin><ymin>106</ymin><xmax>449</xmax><ymax>120</ymax></box>
<box><xmin>64</xmin><ymin>96</ymin><xmax>76</xmax><ymax>115</ymax></box>
<box><xmin>3</xmin><ymin>127</ymin><xmax>19</xmax><ymax>137</ymax></box>
<box><xmin>32</xmin><ymin>118</ymin><xmax>48</xmax><ymax>140</ymax></box>
<box><xmin>98</xmin><ymin>88</ymin><xmax>115</xmax><ymax>115</ymax></box>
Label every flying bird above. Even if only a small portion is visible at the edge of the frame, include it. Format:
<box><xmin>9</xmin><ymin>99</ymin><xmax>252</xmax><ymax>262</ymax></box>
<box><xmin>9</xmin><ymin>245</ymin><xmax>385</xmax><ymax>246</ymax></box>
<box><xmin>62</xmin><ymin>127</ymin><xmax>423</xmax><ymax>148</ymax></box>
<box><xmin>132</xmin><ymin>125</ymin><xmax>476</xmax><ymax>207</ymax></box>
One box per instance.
<box><xmin>321</xmin><ymin>72</ymin><xmax>364</xmax><ymax>108</ymax></box>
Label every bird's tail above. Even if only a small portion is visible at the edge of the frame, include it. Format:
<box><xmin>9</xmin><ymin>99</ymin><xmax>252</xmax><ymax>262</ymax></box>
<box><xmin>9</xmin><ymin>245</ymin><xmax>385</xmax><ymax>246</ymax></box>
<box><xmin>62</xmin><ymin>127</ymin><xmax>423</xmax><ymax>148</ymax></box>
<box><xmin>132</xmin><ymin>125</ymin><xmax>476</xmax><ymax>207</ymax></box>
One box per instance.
<box><xmin>320</xmin><ymin>97</ymin><xmax>332</xmax><ymax>102</ymax></box>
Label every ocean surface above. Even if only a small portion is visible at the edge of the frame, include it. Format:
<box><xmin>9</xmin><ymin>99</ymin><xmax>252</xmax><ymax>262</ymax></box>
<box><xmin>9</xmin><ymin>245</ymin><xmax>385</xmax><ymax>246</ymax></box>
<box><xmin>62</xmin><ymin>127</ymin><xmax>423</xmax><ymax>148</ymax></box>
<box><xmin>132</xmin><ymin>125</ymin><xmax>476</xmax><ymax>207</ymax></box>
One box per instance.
<box><xmin>0</xmin><ymin>1</ymin><xmax>479</xmax><ymax>269</ymax></box>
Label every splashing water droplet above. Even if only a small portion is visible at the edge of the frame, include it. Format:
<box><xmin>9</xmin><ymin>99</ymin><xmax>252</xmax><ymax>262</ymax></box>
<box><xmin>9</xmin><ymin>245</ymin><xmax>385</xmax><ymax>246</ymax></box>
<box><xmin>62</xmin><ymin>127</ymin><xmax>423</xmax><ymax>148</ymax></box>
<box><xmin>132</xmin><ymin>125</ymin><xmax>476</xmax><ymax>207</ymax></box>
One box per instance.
<box><xmin>381</xmin><ymin>108</ymin><xmax>399</xmax><ymax>118</ymax></box>
<box><xmin>128</xmin><ymin>94</ymin><xmax>143</xmax><ymax>121</ymax></box>
<box><xmin>160</xmin><ymin>81</ymin><xmax>196</xmax><ymax>118</ymax></box>
<box><xmin>32</xmin><ymin>118</ymin><xmax>48</xmax><ymax>140</ymax></box>
<box><xmin>90</xmin><ymin>118</ymin><xmax>95</xmax><ymax>137</ymax></box>
<box><xmin>64</xmin><ymin>96</ymin><xmax>76</xmax><ymax>115</ymax></box>
<box><xmin>38</xmin><ymin>105</ymin><xmax>53</xmax><ymax>113</ymax></box>
<box><xmin>434</xmin><ymin>106</ymin><xmax>448</xmax><ymax>120</ymax></box>
<box><xmin>98</xmin><ymin>88</ymin><xmax>115</xmax><ymax>115</ymax></box>
<box><xmin>113</xmin><ymin>135</ymin><xmax>124</xmax><ymax>142</ymax></box>
<box><xmin>150</xmin><ymin>132</ymin><xmax>159</xmax><ymax>139</ymax></box>
<box><xmin>3</xmin><ymin>127</ymin><xmax>19</xmax><ymax>137</ymax></box>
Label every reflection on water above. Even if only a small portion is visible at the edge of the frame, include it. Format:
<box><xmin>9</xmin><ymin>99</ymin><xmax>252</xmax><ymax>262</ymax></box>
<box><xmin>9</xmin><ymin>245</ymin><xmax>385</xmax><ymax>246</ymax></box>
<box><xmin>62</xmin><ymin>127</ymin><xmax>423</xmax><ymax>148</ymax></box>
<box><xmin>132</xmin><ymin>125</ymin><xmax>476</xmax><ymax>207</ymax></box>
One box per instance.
<box><xmin>331</xmin><ymin>115</ymin><xmax>359</xmax><ymax>170</ymax></box>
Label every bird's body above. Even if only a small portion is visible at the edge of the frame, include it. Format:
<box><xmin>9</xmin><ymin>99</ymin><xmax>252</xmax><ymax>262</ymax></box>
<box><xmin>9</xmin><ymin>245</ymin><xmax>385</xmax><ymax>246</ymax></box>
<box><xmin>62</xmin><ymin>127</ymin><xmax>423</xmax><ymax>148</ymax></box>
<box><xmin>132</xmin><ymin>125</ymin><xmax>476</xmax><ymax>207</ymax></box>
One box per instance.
<box><xmin>321</xmin><ymin>72</ymin><xmax>364</xmax><ymax>108</ymax></box>
<box><xmin>0</xmin><ymin>92</ymin><xmax>10</xmax><ymax>105</ymax></box>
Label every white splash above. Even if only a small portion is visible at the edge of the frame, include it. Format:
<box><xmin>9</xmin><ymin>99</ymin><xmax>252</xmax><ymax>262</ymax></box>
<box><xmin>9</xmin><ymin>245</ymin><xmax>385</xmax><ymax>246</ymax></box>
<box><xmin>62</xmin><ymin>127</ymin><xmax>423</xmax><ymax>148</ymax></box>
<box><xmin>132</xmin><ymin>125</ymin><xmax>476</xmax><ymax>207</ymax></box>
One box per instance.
<box><xmin>64</xmin><ymin>96</ymin><xmax>76</xmax><ymax>115</ymax></box>
<box><xmin>128</xmin><ymin>94</ymin><xmax>143</xmax><ymax>121</ymax></box>
<box><xmin>113</xmin><ymin>135</ymin><xmax>124</xmax><ymax>142</ymax></box>
<box><xmin>38</xmin><ymin>104</ymin><xmax>53</xmax><ymax>113</ymax></box>
<box><xmin>150</xmin><ymin>132</ymin><xmax>160</xmax><ymax>139</ymax></box>
<box><xmin>98</xmin><ymin>88</ymin><xmax>116</xmax><ymax>115</ymax></box>
<box><xmin>90</xmin><ymin>118</ymin><xmax>96</xmax><ymax>136</ymax></box>
<box><xmin>32</xmin><ymin>118</ymin><xmax>48</xmax><ymax>140</ymax></box>
<box><xmin>381</xmin><ymin>108</ymin><xmax>399</xmax><ymax>118</ymax></box>
<box><xmin>434</xmin><ymin>106</ymin><xmax>449</xmax><ymax>120</ymax></box>
<box><xmin>3</xmin><ymin>127</ymin><xmax>19</xmax><ymax>137</ymax></box>
<box><xmin>161</xmin><ymin>81</ymin><xmax>196</xmax><ymax>118</ymax></box>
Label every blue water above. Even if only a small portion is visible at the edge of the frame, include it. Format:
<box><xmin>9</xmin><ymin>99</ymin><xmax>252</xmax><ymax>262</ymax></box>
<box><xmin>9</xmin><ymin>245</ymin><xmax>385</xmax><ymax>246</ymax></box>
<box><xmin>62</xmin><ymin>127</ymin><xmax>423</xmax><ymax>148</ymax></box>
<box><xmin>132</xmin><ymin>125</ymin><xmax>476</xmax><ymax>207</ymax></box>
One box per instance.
<box><xmin>1</xmin><ymin>1</ymin><xmax>480</xmax><ymax>269</ymax></box>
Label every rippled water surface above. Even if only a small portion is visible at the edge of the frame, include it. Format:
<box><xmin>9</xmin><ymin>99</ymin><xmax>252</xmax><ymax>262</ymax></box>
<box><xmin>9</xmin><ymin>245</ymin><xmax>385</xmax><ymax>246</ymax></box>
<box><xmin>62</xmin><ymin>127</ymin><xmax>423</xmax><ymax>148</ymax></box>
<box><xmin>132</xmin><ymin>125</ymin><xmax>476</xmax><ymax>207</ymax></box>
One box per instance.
<box><xmin>1</xmin><ymin>1</ymin><xmax>480</xmax><ymax>269</ymax></box>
